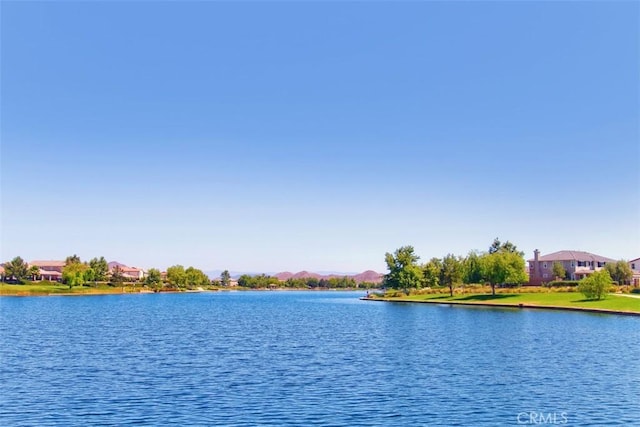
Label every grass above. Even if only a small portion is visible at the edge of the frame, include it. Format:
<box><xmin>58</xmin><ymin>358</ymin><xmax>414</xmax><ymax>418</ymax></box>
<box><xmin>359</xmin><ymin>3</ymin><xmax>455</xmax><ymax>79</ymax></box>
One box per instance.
<box><xmin>0</xmin><ymin>282</ymin><xmax>143</xmax><ymax>296</ymax></box>
<box><xmin>377</xmin><ymin>291</ymin><xmax>640</xmax><ymax>314</ymax></box>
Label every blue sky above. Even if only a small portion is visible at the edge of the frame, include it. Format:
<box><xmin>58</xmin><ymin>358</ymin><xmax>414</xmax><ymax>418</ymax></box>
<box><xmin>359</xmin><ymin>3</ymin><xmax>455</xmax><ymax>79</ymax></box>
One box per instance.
<box><xmin>2</xmin><ymin>1</ymin><xmax>638</xmax><ymax>273</ymax></box>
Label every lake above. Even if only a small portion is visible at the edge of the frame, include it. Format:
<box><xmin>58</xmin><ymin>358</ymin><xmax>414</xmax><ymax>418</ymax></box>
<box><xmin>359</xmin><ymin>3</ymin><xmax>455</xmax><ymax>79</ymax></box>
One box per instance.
<box><xmin>1</xmin><ymin>291</ymin><xmax>638</xmax><ymax>426</ymax></box>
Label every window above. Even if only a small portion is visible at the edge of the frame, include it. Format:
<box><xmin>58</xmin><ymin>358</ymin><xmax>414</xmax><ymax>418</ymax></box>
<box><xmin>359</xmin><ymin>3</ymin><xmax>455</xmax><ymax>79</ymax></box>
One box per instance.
<box><xmin>571</xmin><ymin>261</ymin><xmax>575</xmax><ymax>267</ymax></box>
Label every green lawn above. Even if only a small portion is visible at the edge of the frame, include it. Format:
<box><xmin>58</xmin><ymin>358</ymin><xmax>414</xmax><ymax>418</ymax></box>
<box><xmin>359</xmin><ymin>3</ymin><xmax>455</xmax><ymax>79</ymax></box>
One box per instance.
<box><xmin>0</xmin><ymin>282</ymin><xmax>139</xmax><ymax>296</ymax></box>
<box><xmin>379</xmin><ymin>292</ymin><xmax>640</xmax><ymax>314</ymax></box>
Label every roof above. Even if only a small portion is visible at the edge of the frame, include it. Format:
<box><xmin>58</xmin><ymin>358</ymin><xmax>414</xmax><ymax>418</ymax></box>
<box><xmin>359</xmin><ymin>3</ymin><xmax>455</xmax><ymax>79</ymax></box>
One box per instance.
<box><xmin>39</xmin><ymin>269</ymin><xmax>63</xmax><ymax>276</ymax></box>
<box><xmin>629</xmin><ymin>257</ymin><xmax>640</xmax><ymax>263</ymax></box>
<box><xmin>528</xmin><ymin>250</ymin><xmax>615</xmax><ymax>263</ymax></box>
<box><xmin>29</xmin><ymin>260</ymin><xmax>66</xmax><ymax>267</ymax></box>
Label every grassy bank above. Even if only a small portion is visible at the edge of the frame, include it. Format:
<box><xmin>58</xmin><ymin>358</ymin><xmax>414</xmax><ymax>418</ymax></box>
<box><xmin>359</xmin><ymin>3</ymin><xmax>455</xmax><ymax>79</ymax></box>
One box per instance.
<box><xmin>367</xmin><ymin>291</ymin><xmax>640</xmax><ymax>315</ymax></box>
<box><xmin>0</xmin><ymin>283</ymin><xmax>149</xmax><ymax>296</ymax></box>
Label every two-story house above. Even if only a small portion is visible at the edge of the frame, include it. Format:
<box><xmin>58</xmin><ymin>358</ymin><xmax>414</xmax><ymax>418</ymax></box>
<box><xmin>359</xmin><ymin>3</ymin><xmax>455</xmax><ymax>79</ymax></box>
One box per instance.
<box><xmin>528</xmin><ymin>250</ymin><xmax>615</xmax><ymax>285</ymax></box>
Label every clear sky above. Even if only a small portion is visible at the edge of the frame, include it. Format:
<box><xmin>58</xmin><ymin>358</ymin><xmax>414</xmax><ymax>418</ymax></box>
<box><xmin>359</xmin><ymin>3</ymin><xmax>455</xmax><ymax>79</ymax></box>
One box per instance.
<box><xmin>1</xmin><ymin>1</ymin><xmax>638</xmax><ymax>273</ymax></box>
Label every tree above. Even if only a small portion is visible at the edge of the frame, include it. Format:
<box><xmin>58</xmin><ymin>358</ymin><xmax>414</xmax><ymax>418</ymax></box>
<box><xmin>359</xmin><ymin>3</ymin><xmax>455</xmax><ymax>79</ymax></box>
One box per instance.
<box><xmin>65</xmin><ymin>254</ymin><xmax>81</xmax><ymax>265</ymax></box>
<box><xmin>89</xmin><ymin>257</ymin><xmax>109</xmax><ymax>282</ymax></box>
<box><xmin>5</xmin><ymin>257</ymin><xmax>29</xmax><ymax>283</ymax></box>
<box><xmin>145</xmin><ymin>268</ymin><xmax>163</xmax><ymax>291</ymax></box>
<box><xmin>604</xmin><ymin>261</ymin><xmax>633</xmax><ymax>285</ymax></box>
<box><xmin>166</xmin><ymin>265</ymin><xmax>187</xmax><ymax>288</ymax></box>
<box><xmin>220</xmin><ymin>270</ymin><xmax>231</xmax><ymax>286</ymax></box>
<box><xmin>480</xmin><ymin>251</ymin><xmax>527</xmax><ymax>296</ymax></box>
<box><xmin>488</xmin><ymin>238</ymin><xmax>524</xmax><ymax>257</ymax></box>
<box><xmin>62</xmin><ymin>262</ymin><xmax>88</xmax><ymax>289</ymax></box>
<box><xmin>28</xmin><ymin>265</ymin><xmax>40</xmax><ymax>281</ymax></box>
<box><xmin>552</xmin><ymin>262</ymin><xmax>566</xmax><ymax>280</ymax></box>
<box><xmin>110</xmin><ymin>265</ymin><xmax>125</xmax><ymax>287</ymax></box>
<box><xmin>383</xmin><ymin>245</ymin><xmax>423</xmax><ymax>293</ymax></box>
<box><xmin>440</xmin><ymin>254</ymin><xmax>464</xmax><ymax>297</ymax></box>
<box><xmin>423</xmin><ymin>257</ymin><xmax>442</xmax><ymax>288</ymax></box>
<box><xmin>463</xmin><ymin>251</ymin><xmax>483</xmax><ymax>284</ymax></box>
<box><xmin>578</xmin><ymin>270</ymin><xmax>612</xmax><ymax>300</ymax></box>
<box><xmin>185</xmin><ymin>266</ymin><xmax>210</xmax><ymax>289</ymax></box>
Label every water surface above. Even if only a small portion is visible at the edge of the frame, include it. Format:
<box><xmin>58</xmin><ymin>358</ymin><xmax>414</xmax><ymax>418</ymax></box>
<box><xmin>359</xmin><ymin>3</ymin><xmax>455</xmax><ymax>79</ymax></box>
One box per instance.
<box><xmin>1</xmin><ymin>291</ymin><xmax>638</xmax><ymax>425</ymax></box>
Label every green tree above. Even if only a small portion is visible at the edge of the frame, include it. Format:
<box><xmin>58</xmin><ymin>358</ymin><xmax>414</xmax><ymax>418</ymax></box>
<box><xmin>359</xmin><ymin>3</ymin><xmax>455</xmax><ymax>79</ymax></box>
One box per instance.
<box><xmin>423</xmin><ymin>257</ymin><xmax>442</xmax><ymax>288</ymax></box>
<box><xmin>440</xmin><ymin>254</ymin><xmax>464</xmax><ymax>297</ymax></box>
<box><xmin>604</xmin><ymin>260</ymin><xmax>633</xmax><ymax>285</ymax></box>
<box><xmin>65</xmin><ymin>254</ymin><xmax>81</xmax><ymax>265</ymax></box>
<box><xmin>220</xmin><ymin>270</ymin><xmax>231</xmax><ymax>286</ymax></box>
<box><xmin>552</xmin><ymin>262</ymin><xmax>566</xmax><ymax>280</ymax></box>
<box><xmin>579</xmin><ymin>270</ymin><xmax>612</xmax><ymax>300</ymax></box>
<box><xmin>185</xmin><ymin>266</ymin><xmax>210</xmax><ymax>289</ymax></box>
<box><xmin>463</xmin><ymin>251</ymin><xmax>483</xmax><ymax>284</ymax></box>
<box><xmin>5</xmin><ymin>256</ymin><xmax>29</xmax><ymax>283</ymax></box>
<box><xmin>145</xmin><ymin>268</ymin><xmax>163</xmax><ymax>291</ymax></box>
<box><xmin>89</xmin><ymin>257</ymin><xmax>109</xmax><ymax>282</ymax></box>
<box><xmin>480</xmin><ymin>251</ymin><xmax>527</xmax><ymax>296</ymax></box>
<box><xmin>488</xmin><ymin>238</ymin><xmax>524</xmax><ymax>257</ymax></box>
<box><xmin>28</xmin><ymin>265</ymin><xmax>40</xmax><ymax>281</ymax></box>
<box><xmin>62</xmin><ymin>262</ymin><xmax>89</xmax><ymax>289</ymax></box>
<box><xmin>166</xmin><ymin>265</ymin><xmax>187</xmax><ymax>288</ymax></box>
<box><xmin>383</xmin><ymin>245</ymin><xmax>423</xmax><ymax>293</ymax></box>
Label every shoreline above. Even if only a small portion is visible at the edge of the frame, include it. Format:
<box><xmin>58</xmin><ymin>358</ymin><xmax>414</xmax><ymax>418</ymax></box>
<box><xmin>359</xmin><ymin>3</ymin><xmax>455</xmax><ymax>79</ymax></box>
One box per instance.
<box><xmin>0</xmin><ymin>287</ymin><xmax>370</xmax><ymax>297</ymax></box>
<box><xmin>361</xmin><ymin>297</ymin><xmax>640</xmax><ymax>317</ymax></box>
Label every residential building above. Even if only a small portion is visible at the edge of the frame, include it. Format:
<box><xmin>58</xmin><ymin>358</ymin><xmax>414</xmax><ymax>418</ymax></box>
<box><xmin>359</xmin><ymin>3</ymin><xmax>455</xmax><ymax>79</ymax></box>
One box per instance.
<box><xmin>29</xmin><ymin>260</ymin><xmax>66</xmax><ymax>282</ymax></box>
<box><xmin>29</xmin><ymin>260</ymin><xmax>66</xmax><ymax>273</ymax></box>
<box><xmin>528</xmin><ymin>250</ymin><xmax>615</xmax><ymax>285</ymax></box>
<box><xmin>109</xmin><ymin>261</ymin><xmax>145</xmax><ymax>280</ymax></box>
<box><xmin>629</xmin><ymin>258</ymin><xmax>640</xmax><ymax>286</ymax></box>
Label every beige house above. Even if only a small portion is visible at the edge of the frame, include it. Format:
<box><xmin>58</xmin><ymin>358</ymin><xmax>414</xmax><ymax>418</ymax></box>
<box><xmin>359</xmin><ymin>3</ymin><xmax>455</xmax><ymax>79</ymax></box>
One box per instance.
<box><xmin>108</xmin><ymin>262</ymin><xmax>145</xmax><ymax>281</ymax></box>
<box><xmin>29</xmin><ymin>260</ymin><xmax>66</xmax><ymax>281</ymax></box>
<box><xmin>528</xmin><ymin>250</ymin><xmax>615</xmax><ymax>285</ymax></box>
<box><xmin>29</xmin><ymin>260</ymin><xmax>66</xmax><ymax>273</ymax></box>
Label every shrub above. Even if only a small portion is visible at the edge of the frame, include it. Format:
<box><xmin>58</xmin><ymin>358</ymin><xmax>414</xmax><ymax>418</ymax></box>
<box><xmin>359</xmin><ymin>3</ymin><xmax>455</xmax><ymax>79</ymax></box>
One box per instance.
<box><xmin>631</xmin><ymin>287</ymin><xmax>640</xmax><ymax>295</ymax></box>
<box><xmin>545</xmin><ymin>280</ymin><xmax>580</xmax><ymax>287</ymax></box>
<box><xmin>578</xmin><ymin>270</ymin><xmax>612</xmax><ymax>300</ymax></box>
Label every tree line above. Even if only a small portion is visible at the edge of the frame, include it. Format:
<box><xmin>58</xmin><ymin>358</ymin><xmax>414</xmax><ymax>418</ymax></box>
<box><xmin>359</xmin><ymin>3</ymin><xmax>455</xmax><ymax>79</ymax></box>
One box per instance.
<box><xmin>383</xmin><ymin>238</ymin><xmax>529</xmax><ymax>296</ymax></box>
<box><xmin>233</xmin><ymin>274</ymin><xmax>372</xmax><ymax>289</ymax></box>
<box><xmin>2</xmin><ymin>257</ymin><xmax>375</xmax><ymax>291</ymax></box>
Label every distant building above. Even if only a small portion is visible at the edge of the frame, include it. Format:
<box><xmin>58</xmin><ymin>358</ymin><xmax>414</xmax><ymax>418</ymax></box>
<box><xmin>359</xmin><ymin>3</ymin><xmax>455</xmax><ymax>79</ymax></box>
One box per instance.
<box><xmin>528</xmin><ymin>250</ymin><xmax>615</xmax><ymax>285</ymax></box>
<box><xmin>629</xmin><ymin>258</ymin><xmax>640</xmax><ymax>286</ymax></box>
<box><xmin>29</xmin><ymin>260</ymin><xmax>66</xmax><ymax>273</ymax></box>
<box><xmin>109</xmin><ymin>262</ymin><xmax>145</xmax><ymax>280</ymax></box>
<box><xmin>29</xmin><ymin>260</ymin><xmax>66</xmax><ymax>282</ymax></box>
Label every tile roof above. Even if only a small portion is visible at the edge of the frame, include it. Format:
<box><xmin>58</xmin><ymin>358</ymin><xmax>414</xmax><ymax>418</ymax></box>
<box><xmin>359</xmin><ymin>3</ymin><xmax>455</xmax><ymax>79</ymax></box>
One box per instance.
<box><xmin>528</xmin><ymin>250</ymin><xmax>615</xmax><ymax>263</ymax></box>
<box><xmin>30</xmin><ymin>260</ymin><xmax>66</xmax><ymax>267</ymax></box>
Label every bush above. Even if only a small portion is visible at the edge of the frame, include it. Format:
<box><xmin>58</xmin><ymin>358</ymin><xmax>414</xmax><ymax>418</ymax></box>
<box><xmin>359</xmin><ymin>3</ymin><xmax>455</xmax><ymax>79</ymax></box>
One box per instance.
<box><xmin>545</xmin><ymin>280</ymin><xmax>580</xmax><ymax>287</ymax></box>
<box><xmin>578</xmin><ymin>270</ymin><xmax>612</xmax><ymax>300</ymax></box>
<box><xmin>631</xmin><ymin>287</ymin><xmax>640</xmax><ymax>295</ymax></box>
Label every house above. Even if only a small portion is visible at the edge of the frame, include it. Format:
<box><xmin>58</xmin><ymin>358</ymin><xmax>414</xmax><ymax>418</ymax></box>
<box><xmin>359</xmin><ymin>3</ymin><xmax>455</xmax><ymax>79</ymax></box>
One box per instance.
<box><xmin>29</xmin><ymin>260</ymin><xmax>66</xmax><ymax>282</ymax></box>
<box><xmin>37</xmin><ymin>269</ymin><xmax>63</xmax><ymax>281</ymax></box>
<box><xmin>29</xmin><ymin>260</ymin><xmax>66</xmax><ymax>273</ymax></box>
<box><xmin>528</xmin><ymin>250</ymin><xmax>615</xmax><ymax>285</ymax></box>
<box><xmin>629</xmin><ymin>258</ymin><xmax>640</xmax><ymax>286</ymax></box>
<box><xmin>108</xmin><ymin>261</ymin><xmax>145</xmax><ymax>280</ymax></box>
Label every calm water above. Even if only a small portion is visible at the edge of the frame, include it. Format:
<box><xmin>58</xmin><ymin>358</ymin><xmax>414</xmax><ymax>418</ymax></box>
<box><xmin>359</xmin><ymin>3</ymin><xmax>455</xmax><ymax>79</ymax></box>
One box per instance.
<box><xmin>1</xmin><ymin>291</ymin><xmax>639</xmax><ymax>426</ymax></box>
